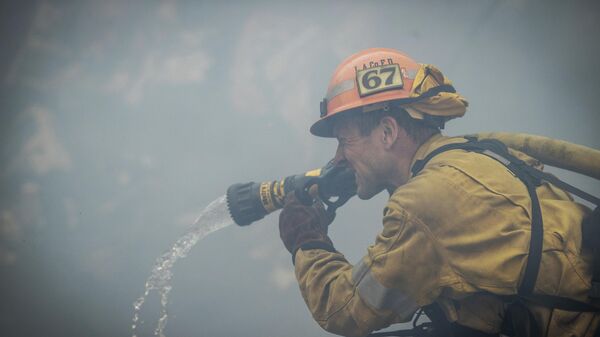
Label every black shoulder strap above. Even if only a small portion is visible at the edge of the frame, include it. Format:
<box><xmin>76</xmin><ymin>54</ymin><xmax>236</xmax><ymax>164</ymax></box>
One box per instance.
<box><xmin>411</xmin><ymin>137</ymin><xmax>600</xmax><ymax>312</ymax></box>
<box><xmin>413</xmin><ymin>138</ymin><xmax>511</xmax><ymax>172</ymax></box>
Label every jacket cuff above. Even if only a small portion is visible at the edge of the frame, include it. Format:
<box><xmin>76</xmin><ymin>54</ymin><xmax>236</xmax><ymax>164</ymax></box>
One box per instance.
<box><xmin>292</xmin><ymin>241</ymin><xmax>336</xmax><ymax>265</ymax></box>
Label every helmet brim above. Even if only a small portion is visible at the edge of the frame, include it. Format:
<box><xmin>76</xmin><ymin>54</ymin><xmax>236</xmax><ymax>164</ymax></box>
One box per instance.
<box><xmin>310</xmin><ymin>113</ymin><xmax>337</xmax><ymax>138</ymax></box>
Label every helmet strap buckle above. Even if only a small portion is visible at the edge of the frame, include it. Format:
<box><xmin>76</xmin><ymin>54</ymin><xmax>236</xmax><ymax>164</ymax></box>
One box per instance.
<box><xmin>320</xmin><ymin>98</ymin><xmax>328</xmax><ymax>117</ymax></box>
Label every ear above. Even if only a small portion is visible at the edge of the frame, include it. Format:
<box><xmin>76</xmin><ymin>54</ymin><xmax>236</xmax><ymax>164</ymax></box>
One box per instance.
<box><xmin>379</xmin><ymin>116</ymin><xmax>399</xmax><ymax>149</ymax></box>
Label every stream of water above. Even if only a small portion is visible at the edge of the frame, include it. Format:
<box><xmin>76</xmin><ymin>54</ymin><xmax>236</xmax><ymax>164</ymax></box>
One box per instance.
<box><xmin>131</xmin><ymin>195</ymin><xmax>234</xmax><ymax>337</ymax></box>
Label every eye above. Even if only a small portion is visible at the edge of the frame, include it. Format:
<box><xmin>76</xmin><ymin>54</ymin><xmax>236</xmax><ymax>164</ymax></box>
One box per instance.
<box><xmin>341</xmin><ymin>137</ymin><xmax>357</xmax><ymax>146</ymax></box>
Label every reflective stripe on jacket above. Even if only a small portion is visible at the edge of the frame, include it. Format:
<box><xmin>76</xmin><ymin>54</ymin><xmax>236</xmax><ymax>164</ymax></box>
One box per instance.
<box><xmin>294</xmin><ymin>134</ymin><xmax>600</xmax><ymax>337</ymax></box>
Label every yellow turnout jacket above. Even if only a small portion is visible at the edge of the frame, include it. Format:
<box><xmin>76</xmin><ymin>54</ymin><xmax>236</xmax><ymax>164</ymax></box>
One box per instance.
<box><xmin>294</xmin><ymin>134</ymin><xmax>599</xmax><ymax>337</ymax></box>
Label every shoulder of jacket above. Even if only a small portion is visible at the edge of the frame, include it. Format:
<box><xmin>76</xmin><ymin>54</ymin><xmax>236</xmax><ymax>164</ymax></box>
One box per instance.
<box><xmin>385</xmin><ymin>163</ymin><xmax>459</xmax><ymax>219</ymax></box>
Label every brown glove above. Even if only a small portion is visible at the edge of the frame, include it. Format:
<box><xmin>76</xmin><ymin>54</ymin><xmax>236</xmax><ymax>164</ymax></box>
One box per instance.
<box><xmin>279</xmin><ymin>193</ymin><xmax>335</xmax><ymax>263</ymax></box>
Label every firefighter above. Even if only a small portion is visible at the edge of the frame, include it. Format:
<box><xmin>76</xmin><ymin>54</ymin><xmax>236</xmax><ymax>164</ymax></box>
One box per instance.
<box><xmin>278</xmin><ymin>48</ymin><xmax>600</xmax><ymax>336</ymax></box>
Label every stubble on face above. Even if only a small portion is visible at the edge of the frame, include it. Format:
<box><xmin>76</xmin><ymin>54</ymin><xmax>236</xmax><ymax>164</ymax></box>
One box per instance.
<box><xmin>333</xmin><ymin>119</ymin><xmax>388</xmax><ymax>200</ymax></box>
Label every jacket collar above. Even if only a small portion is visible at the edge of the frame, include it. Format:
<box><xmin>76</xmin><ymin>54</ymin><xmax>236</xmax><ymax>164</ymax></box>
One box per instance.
<box><xmin>408</xmin><ymin>133</ymin><xmax>470</xmax><ymax>179</ymax></box>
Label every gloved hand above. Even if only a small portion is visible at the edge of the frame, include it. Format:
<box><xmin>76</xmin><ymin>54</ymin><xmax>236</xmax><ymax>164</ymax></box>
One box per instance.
<box><xmin>279</xmin><ymin>193</ymin><xmax>335</xmax><ymax>262</ymax></box>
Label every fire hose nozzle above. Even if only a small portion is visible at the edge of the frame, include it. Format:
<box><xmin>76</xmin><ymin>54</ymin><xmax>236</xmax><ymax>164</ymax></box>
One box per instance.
<box><xmin>226</xmin><ymin>162</ymin><xmax>357</xmax><ymax>227</ymax></box>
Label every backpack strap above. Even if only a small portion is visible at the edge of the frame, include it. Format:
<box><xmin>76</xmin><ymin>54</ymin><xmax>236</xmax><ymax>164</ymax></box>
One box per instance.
<box><xmin>411</xmin><ymin>137</ymin><xmax>600</xmax><ymax>311</ymax></box>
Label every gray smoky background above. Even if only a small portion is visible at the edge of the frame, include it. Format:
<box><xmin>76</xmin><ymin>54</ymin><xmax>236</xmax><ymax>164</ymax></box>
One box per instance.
<box><xmin>1</xmin><ymin>1</ymin><xmax>599</xmax><ymax>337</ymax></box>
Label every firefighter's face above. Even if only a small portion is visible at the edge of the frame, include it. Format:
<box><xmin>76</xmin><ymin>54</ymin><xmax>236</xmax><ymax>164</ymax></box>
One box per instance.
<box><xmin>333</xmin><ymin>118</ymin><xmax>388</xmax><ymax>200</ymax></box>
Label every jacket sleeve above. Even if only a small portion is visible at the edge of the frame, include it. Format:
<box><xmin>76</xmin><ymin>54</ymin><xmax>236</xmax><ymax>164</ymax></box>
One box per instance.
<box><xmin>293</xmin><ymin>192</ymin><xmax>450</xmax><ymax>337</ymax></box>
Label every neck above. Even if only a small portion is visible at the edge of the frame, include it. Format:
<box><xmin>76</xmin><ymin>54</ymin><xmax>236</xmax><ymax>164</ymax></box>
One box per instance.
<box><xmin>386</xmin><ymin>133</ymin><xmax>427</xmax><ymax>191</ymax></box>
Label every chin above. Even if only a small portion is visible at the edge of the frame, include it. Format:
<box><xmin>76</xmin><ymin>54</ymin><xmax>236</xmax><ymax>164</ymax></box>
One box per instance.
<box><xmin>357</xmin><ymin>193</ymin><xmax>372</xmax><ymax>200</ymax></box>
<box><xmin>356</xmin><ymin>176</ymin><xmax>384</xmax><ymax>200</ymax></box>
<box><xmin>357</xmin><ymin>187</ymin><xmax>380</xmax><ymax>200</ymax></box>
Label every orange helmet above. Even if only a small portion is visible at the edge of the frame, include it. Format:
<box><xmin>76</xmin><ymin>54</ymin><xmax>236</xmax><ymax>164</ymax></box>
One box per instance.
<box><xmin>311</xmin><ymin>48</ymin><xmax>466</xmax><ymax>137</ymax></box>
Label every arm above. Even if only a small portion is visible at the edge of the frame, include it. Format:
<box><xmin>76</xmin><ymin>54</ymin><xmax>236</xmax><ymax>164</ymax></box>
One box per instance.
<box><xmin>284</xmin><ymin>195</ymin><xmax>447</xmax><ymax>336</ymax></box>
